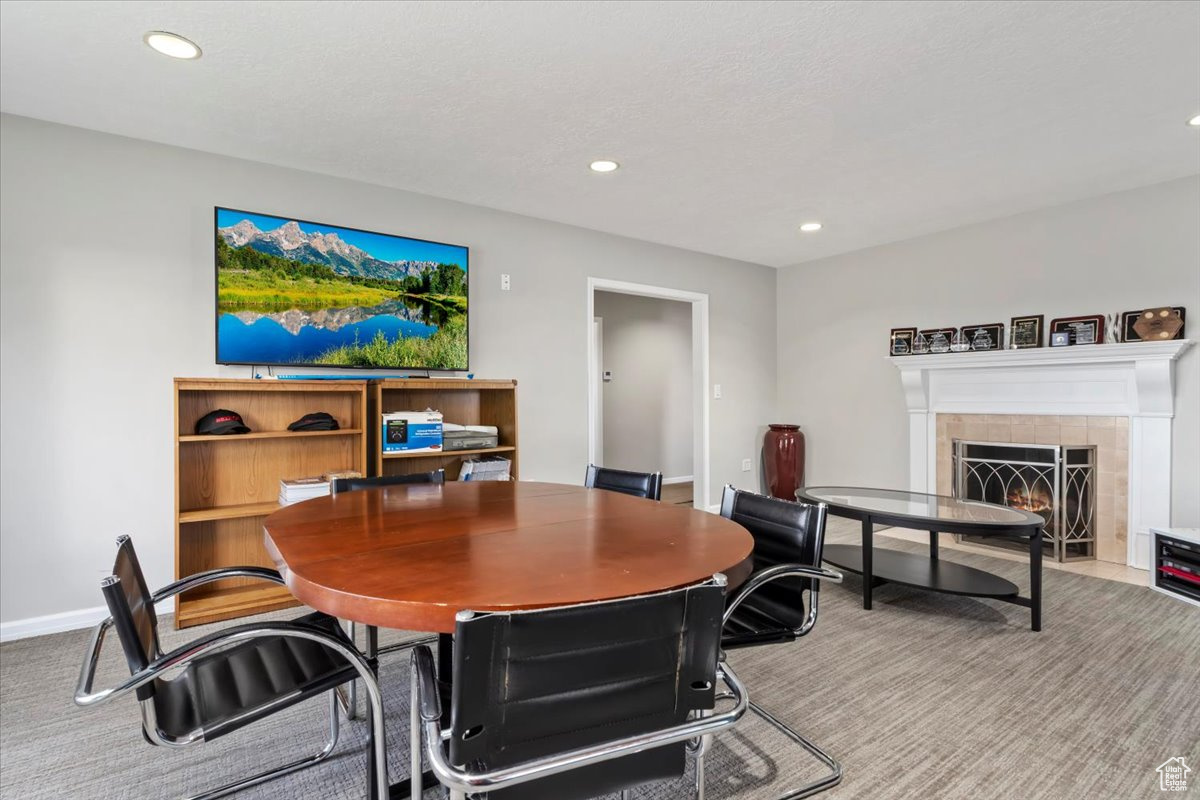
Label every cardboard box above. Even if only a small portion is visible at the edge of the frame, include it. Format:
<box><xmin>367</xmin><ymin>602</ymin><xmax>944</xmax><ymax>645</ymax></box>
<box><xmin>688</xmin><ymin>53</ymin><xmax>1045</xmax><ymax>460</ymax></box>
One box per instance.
<box><xmin>382</xmin><ymin>410</ymin><xmax>443</xmax><ymax>453</ymax></box>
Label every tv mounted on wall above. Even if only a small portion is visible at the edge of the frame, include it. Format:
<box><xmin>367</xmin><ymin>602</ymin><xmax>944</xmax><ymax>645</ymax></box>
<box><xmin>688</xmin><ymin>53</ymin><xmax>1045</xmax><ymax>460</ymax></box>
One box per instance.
<box><xmin>215</xmin><ymin>207</ymin><xmax>468</xmax><ymax>370</ymax></box>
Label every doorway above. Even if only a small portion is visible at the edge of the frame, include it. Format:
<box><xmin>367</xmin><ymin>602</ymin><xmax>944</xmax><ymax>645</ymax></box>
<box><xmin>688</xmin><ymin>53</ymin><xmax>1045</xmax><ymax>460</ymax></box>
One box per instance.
<box><xmin>586</xmin><ymin>278</ymin><xmax>710</xmax><ymax>510</ymax></box>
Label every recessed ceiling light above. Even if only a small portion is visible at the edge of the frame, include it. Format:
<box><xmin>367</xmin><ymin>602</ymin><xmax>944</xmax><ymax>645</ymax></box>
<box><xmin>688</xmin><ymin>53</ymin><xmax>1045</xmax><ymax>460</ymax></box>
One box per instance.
<box><xmin>143</xmin><ymin>31</ymin><xmax>202</xmax><ymax>60</ymax></box>
<box><xmin>799</xmin><ymin>222</ymin><xmax>822</xmax><ymax>233</ymax></box>
<box><xmin>1188</xmin><ymin>114</ymin><xmax>1200</xmax><ymax>128</ymax></box>
<box><xmin>589</xmin><ymin>160</ymin><xmax>620</xmax><ymax>173</ymax></box>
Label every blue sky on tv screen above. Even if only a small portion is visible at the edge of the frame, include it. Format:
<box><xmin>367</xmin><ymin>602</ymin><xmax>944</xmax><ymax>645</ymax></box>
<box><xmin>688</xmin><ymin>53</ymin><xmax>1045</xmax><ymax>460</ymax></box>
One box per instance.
<box><xmin>216</xmin><ymin>208</ymin><xmax>467</xmax><ymax>270</ymax></box>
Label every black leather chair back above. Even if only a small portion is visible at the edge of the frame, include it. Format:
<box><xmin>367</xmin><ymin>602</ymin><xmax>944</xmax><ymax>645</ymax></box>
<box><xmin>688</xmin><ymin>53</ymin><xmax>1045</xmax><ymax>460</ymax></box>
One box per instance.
<box><xmin>100</xmin><ymin>535</ymin><xmax>162</xmax><ymax>699</ymax></box>
<box><xmin>331</xmin><ymin>469</ymin><xmax>444</xmax><ymax>495</ymax></box>
<box><xmin>449</xmin><ymin>581</ymin><xmax>724</xmax><ymax>800</ymax></box>
<box><xmin>583</xmin><ymin>464</ymin><xmax>663</xmax><ymax>501</ymax></box>
<box><xmin>720</xmin><ymin>487</ymin><xmax>827</xmax><ymax>630</ymax></box>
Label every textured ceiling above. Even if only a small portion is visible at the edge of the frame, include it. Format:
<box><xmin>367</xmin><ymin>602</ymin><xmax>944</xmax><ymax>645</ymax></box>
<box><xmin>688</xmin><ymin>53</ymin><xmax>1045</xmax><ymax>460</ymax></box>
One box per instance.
<box><xmin>2</xmin><ymin>0</ymin><xmax>1198</xmax><ymax>267</ymax></box>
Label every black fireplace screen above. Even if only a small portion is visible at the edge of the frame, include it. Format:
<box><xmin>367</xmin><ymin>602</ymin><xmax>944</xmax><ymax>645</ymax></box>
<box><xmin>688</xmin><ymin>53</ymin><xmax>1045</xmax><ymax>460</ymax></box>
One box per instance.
<box><xmin>953</xmin><ymin>441</ymin><xmax>1096</xmax><ymax>561</ymax></box>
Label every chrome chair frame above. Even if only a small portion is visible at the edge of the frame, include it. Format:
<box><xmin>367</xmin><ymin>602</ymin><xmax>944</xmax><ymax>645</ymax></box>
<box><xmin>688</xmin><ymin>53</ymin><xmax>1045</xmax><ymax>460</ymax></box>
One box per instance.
<box><xmin>409</xmin><ymin>581</ymin><xmax>750</xmax><ymax>800</ymax></box>
<box><xmin>341</xmin><ymin>622</ymin><xmax>437</xmax><ymax>720</ymax></box>
<box><xmin>723</xmin><ymin>562</ymin><xmax>844</xmax><ymax>799</ymax></box>
<box><xmin>75</xmin><ymin>566</ymin><xmax>389</xmax><ymax>800</ymax></box>
<box><xmin>720</xmin><ymin>487</ymin><xmax>846</xmax><ymax>800</ymax></box>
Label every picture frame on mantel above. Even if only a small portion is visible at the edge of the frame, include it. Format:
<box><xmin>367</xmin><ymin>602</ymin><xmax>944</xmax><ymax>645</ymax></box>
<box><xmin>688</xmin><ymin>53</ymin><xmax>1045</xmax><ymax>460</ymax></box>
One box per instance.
<box><xmin>960</xmin><ymin>322</ymin><xmax>1004</xmax><ymax>351</ymax></box>
<box><xmin>918</xmin><ymin>328</ymin><xmax>956</xmax><ymax>354</ymax></box>
<box><xmin>1049</xmin><ymin>314</ymin><xmax>1105</xmax><ymax>346</ymax></box>
<box><xmin>1122</xmin><ymin>307</ymin><xmax>1186</xmax><ymax>342</ymax></box>
<box><xmin>889</xmin><ymin>327</ymin><xmax>917</xmax><ymax>356</ymax></box>
<box><xmin>1009</xmin><ymin>314</ymin><xmax>1044</xmax><ymax>349</ymax></box>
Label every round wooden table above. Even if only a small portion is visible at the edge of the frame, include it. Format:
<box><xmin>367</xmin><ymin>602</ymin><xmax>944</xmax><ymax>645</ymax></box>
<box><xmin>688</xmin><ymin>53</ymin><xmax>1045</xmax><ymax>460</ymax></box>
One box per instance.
<box><xmin>263</xmin><ymin>480</ymin><xmax>755</xmax><ymax>633</ymax></box>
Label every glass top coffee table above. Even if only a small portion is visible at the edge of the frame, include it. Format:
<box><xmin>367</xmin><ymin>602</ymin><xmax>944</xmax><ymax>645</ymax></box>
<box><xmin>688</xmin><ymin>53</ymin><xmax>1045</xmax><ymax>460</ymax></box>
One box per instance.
<box><xmin>797</xmin><ymin>487</ymin><xmax>1047</xmax><ymax>631</ymax></box>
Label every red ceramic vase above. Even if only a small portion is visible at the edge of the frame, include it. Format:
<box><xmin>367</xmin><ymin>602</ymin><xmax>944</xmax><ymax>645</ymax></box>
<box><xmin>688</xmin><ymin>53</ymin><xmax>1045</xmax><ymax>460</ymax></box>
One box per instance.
<box><xmin>763</xmin><ymin>424</ymin><xmax>805</xmax><ymax>500</ymax></box>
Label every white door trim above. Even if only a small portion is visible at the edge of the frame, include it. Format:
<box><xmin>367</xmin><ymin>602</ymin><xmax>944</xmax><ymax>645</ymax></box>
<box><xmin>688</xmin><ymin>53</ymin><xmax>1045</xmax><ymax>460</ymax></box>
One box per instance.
<box><xmin>587</xmin><ymin>277</ymin><xmax>710</xmax><ymax>510</ymax></box>
<box><xmin>592</xmin><ymin>316</ymin><xmax>604</xmax><ymax>466</ymax></box>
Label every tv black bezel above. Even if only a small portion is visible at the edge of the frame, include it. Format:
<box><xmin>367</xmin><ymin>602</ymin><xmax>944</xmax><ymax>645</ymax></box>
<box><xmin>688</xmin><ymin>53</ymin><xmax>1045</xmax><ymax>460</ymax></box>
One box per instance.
<box><xmin>213</xmin><ymin>206</ymin><xmax>470</xmax><ymax>372</ymax></box>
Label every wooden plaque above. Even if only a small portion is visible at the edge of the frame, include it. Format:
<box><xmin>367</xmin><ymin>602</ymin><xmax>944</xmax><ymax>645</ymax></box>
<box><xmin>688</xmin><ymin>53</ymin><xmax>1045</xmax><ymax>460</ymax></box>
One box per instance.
<box><xmin>918</xmin><ymin>328</ymin><xmax>956</xmax><ymax>353</ymax></box>
<box><xmin>1124</xmin><ymin>307</ymin><xmax>1186</xmax><ymax>342</ymax></box>
<box><xmin>1049</xmin><ymin>315</ymin><xmax>1104</xmax><ymax>346</ymax></box>
<box><xmin>960</xmin><ymin>322</ymin><xmax>1004</xmax><ymax>351</ymax></box>
<box><xmin>1009</xmin><ymin>315</ymin><xmax>1044</xmax><ymax>349</ymax></box>
<box><xmin>890</xmin><ymin>327</ymin><xmax>917</xmax><ymax>356</ymax></box>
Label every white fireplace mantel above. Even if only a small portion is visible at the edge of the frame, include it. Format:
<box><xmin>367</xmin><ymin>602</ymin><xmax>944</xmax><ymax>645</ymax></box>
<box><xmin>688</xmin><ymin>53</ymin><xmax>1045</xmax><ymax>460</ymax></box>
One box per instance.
<box><xmin>889</xmin><ymin>340</ymin><xmax>1193</xmax><ymax>568</ymax></box>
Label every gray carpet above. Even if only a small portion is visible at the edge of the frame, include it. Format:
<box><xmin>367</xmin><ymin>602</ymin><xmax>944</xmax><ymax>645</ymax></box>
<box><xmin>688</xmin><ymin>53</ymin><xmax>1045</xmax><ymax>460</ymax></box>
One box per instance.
<box><xmin>2</xmin><ymin>519</ymin><xmax>1198</xmax><ymax>800</ymax></box>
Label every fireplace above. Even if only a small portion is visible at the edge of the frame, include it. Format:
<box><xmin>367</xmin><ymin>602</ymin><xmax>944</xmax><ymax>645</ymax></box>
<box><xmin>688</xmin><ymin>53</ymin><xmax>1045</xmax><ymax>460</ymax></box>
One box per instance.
<box><xmin>952</xmin><ymin>440</ymin><xmax>1097</xmax><ymax>562</ymax></box>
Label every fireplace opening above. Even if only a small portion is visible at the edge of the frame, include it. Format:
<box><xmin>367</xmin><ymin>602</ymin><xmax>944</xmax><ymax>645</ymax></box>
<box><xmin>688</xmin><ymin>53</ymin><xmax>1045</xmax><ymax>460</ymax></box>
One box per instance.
<box><xmin>952</xmin><ymin>441</ymin><xmax>1096</xmax><ymax>562</ymax></box>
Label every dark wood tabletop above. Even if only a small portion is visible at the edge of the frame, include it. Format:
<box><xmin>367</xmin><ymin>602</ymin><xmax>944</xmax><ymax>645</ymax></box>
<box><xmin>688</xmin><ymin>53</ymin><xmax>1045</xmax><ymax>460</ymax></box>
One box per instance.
<box><xmin>263</xmin><ymin>481</ymin><xmax>755</xmax><ymax>633</ymax></box>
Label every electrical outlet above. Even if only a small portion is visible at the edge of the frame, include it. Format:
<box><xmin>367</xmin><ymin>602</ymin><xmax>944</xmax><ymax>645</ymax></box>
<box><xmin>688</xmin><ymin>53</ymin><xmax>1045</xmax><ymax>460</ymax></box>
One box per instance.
<box><xmin>713</xmin><ymin>384</ymin><xmax>722</xmax><ymax>399</ymax></box>
<box><xmin>500</xmin><ymin>273</ymin><xmax>511</xmax><ymax>291</ymax></box>
<box><xmin>741</xmin><ymin>458</ymin><xmax>752</xmax><ymax>472</ymax></box>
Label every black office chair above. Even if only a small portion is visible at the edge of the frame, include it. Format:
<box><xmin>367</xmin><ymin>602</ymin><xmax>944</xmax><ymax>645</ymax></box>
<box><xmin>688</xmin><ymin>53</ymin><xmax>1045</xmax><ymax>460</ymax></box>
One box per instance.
<box><xmin>331</xmin><ymin>468</ymin><xmax>445</xmax><ymax>494</ymax></box>
<box><xmin>410</xmin><ymin>576</ymin><xmax>748</xmax><ymax>800</ymax></box>
<box><xmin>74</xmin><ymin>536</ymin><xmax>388</xmax><ymax>800</ymax></box>
<box><xmin>583</xmin><ymin>464</ymin><xmax>663</xmax><ymax>501</ymax></box>
<box><xmin>719</xmin><ymin>486</ymin><xmax>844</xmax><ymax>799</ymax></box>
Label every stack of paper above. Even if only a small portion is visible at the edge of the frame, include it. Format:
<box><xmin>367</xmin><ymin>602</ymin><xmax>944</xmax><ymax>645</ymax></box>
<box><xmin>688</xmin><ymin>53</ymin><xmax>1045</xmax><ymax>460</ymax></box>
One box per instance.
<box><xmin>278</xmin><ymin>476</ymin><xmax>331</xmax><ymax>506</ymax></box>
<box><xmin>459</xmin><ymin>457</ymin><xmax>511</xmax><ymax>482</ymax></box>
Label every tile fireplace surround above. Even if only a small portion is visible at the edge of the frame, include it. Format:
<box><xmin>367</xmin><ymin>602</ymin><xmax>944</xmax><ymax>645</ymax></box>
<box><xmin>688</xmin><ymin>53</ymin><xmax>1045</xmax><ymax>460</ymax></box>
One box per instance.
<box><xmin>891</xmin><ymin>340</ymin><xmax>1193</xmax><ymax>569</ymax></box>
<box><xmin>935</xmin><ymin>414</ymin><xmax>1127</xmax><ymax>562</ymax></box>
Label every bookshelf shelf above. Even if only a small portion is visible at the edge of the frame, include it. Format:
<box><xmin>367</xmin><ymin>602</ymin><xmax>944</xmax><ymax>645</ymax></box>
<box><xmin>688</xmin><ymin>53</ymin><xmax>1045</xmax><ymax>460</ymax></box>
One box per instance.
<box><xmin>174</xmin><ymin>583</ymin><xmax>298</xmax><ymax>628</ymax></box>
<box><xmin>174</xmin><ymin>378</ymin><xmax>367</xmax><ymax>628</ymax></box>
<box><xmin>179</xmin><ymin>502</ymin><xmax>281</xmax><ymax>524</ymax></box>
<box><xmin>382</xmin><ymin>446</ymin><xmax>516</xmax><ymax>460</ymax></box>
<box><xmin>178</xmin><ymin>428</ymin><xmax>362</xmax><ymax>443</ymax></box>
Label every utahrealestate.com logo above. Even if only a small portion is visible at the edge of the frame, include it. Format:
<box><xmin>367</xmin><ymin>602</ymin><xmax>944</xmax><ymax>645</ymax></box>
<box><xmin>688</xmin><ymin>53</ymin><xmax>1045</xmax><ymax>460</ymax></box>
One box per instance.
<box><xmin>1157</xmin><ymin>757</ymin><xmax>1192</xmax><ymax>792</ymax></box>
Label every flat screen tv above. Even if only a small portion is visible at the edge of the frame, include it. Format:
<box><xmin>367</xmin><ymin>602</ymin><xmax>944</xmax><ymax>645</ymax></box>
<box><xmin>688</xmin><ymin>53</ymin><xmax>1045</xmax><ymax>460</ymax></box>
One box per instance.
<box><xmin>215</xmin><ymin>207</ymin><xmax>468</xmax><ymax>370</ymax></box>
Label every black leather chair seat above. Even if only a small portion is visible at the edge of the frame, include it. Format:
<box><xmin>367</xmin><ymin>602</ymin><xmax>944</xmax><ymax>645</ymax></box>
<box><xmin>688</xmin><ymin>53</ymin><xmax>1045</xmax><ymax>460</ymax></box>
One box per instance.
<box><xmin>722</xmin><ymin>569</ymin><xmax>811</xmax><ymax>650</ymax></box>
<box><xmin>153</xmin><ymin>612</ymin><xmax>356</xmax><ymax>742</ymax></box>
<box><xmin>723</xmin><ymin>596</ymin><xmax>805</xmax><ymax>649</ymax></box>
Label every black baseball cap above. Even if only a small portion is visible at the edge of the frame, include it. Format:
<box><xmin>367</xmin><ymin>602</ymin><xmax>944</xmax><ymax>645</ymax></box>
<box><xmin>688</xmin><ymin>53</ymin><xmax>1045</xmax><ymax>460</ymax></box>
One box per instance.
<box><xmin>288</xmin><ymin>412</ymin><xmax>340</xmax><ymax>432</ymax></box>
<box><xmin>195</xmin><ymin>409</ymin><xmax>251</xmax><ymax>435</ymax></box>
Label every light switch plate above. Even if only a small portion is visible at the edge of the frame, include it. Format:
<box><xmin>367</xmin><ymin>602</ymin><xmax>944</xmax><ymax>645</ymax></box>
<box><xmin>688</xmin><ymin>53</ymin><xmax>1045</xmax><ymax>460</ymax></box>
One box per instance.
<box><xmin>713</xmin><ymin>384</ymin><xmax>722</xmax><ymax>399</ymax></box>
<box><xmin>500</xmin><ymin>274</ymin><xmax>511</xmax><ymax>291</ymax></box>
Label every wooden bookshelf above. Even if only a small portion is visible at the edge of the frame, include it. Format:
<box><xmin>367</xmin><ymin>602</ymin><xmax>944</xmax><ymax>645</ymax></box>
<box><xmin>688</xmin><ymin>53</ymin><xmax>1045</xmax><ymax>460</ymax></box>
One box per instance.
<box><xmin>174</xmin><ymin>378</ymin><xmax>368</xmax><ymax>628</ymax></box>
<box><xmin>370</xmin><ymin>379</ymin><xmax>519</xmax><ymax>480</ymax></box>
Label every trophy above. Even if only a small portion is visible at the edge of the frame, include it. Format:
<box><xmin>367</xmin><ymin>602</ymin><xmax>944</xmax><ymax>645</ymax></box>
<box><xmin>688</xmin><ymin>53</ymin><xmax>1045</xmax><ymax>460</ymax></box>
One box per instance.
<box><xmin>912</xmin><ymin>332</ymin><xmax>930</xmax><ymax>355</ymax></box>
<box><xmin>949</xmin><ymin>330</ymin><xmax>971</xmax><ymax>352</ymax></box>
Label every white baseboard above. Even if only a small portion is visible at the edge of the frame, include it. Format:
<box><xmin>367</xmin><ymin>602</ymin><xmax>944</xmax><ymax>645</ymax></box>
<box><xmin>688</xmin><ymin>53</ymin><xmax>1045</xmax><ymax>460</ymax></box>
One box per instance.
<box><xmin>1</xmin><ymin>604</ymin><xmax>178</xmax><ymax>643</ymax></box>
<box><xmin>0</xmin><ymin>605</ymin><xmax>110</xmax><ymax>643</ymax></box>
<box><xmin>663</xmin><ymin>475</ymin><xmax>694</xmax><ymax>485</ymax></box>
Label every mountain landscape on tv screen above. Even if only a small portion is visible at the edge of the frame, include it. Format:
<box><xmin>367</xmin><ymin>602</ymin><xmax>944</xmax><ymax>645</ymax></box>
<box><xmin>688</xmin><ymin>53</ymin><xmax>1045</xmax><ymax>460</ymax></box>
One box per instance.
<box><xmin>215</xmin><ymin>210</ymin><xmax>468</xmax><ymax>369</ymax></box>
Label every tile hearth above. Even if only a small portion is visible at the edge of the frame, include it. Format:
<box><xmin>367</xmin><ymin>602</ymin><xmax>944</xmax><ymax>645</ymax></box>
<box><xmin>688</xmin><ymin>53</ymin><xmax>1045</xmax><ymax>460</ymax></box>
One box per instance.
<box><xmin>936</xmin><ymin>414</ymin><xmax>1130</xmax><ymax>563</ymax></box>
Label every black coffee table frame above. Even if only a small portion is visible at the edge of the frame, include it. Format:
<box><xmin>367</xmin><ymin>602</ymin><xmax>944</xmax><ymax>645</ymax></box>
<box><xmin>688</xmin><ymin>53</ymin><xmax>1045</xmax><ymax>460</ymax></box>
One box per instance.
<box><xmin>797</xmin><ymin>487</ymin><xmax>1047</xmax><ymax>631</ymax></box>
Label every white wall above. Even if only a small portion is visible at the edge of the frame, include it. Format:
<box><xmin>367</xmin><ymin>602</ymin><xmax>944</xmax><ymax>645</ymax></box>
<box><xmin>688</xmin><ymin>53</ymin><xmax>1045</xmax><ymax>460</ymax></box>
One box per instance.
<box><xmin>777</xmin><ymin>176</ymin><xmax>1200</xmax><ymax>526</ymax></box>
<box><xmin>594</xmin><ymin>292</ymin><xmax>693</xmax><ymax>479</ymax></box>
<box><xmin>0</xmin><ymin>113</ymin><xmax>778</xmax><ymax>627</ymax></box>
